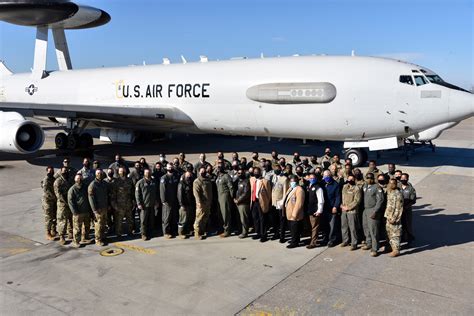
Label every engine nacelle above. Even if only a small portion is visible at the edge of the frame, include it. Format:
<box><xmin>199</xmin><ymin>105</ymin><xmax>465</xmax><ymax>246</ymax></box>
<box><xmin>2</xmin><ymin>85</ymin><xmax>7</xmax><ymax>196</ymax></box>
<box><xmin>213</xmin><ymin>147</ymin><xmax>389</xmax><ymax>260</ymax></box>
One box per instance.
<box><xmin>0</xmin><ymin>111</ymin><xmax>44</xmax><ymax>154</ymax></box>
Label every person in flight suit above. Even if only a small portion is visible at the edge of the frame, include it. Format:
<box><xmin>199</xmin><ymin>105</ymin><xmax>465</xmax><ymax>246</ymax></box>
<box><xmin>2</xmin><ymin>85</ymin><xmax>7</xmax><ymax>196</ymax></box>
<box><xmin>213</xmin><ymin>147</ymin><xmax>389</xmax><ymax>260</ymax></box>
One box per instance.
<box><xmin>160</xmin><ymin>163</ymin><xmax>179</xmax><ymax>238</ymax></box>
<box><xmin>399</xmin><ymin>173</ymin><xmax>417</xmax><ymax>245</ymax></box>
<box><xmin>234</xmin><ymin>168</ymin><xmax>251</xmax><ymax>238</ymax></box>
<box><xmin>216</xmin><ymin>160</ymin><xmax>235</xmax><ymax>237</ymax></box>
<box><xmin>135</xmin><ymin>168</ymin><xmax>159</xmax><ymax>240</ymax></box>
<box><xmin>361</xmin><ymin>173</ymin><xmax>385</xmax><ymax>257</ymax></box>
<box><xmin>177</xmin><ymin>171</ymin><xmax>196</xmax><ymax>238</ymax></box>
<box><xmin>340</xmin><ymin>175</ymin><xmax>362</xmax><ymax>250</ymax></box>
<box><xmin>193</xmin><ymin>167</ymin><xmax>213</xmax><ymax>239</ymax></box>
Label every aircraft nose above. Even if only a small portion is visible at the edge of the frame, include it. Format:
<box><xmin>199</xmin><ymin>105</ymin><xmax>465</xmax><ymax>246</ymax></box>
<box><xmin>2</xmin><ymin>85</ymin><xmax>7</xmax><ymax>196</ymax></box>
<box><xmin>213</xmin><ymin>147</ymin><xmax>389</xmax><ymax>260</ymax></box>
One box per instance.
<box><xmin>449</xmin><ymin>90</ymin><xmax>474</xmax><ymax>121</ymax></box>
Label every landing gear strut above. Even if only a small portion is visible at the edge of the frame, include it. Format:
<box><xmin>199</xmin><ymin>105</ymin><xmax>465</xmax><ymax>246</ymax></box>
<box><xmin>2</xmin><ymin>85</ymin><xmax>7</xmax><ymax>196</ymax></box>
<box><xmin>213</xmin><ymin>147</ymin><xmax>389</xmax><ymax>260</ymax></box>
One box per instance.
<box><xmin>344</xmin><ymin>148</ymin><xmax>368</xmax><ymax>167</ymax></box>
<box><xmin>55</xmin><ymin>118</ymin><xmax>93</xmax><ymax>150</ymax></box>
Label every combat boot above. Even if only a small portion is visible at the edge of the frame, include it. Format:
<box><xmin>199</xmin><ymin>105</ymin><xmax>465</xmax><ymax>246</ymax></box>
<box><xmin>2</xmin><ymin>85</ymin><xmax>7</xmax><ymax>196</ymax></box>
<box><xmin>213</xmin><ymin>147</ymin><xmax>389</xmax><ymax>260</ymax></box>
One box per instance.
<box><xmin>58</xmin><ymin>237</ymin><xmax>66</xmax><ymax>245</ymax></box>
<box><xmin>178</xmin><ymin>234</ymin><xmax>187</xmax><ymax>239</ymax></box>
<box><xmin>361</xmin><ymin>245</ymin><xmax>371</xmax><ymax>250</ymax></box>
<box><xmin>194</xmin><ymin>233</ymin><xmax>203</xmax><ymax>240</ymax></box>
<box><xmin>219</xmin><ymin>232</ymin><xmax>230</xmax><ymax>238</ymax></box>
<box><xmin>45</xmin><ymin>233</ymin><xmax>54</xmax><ymax>241</ymax></box>
<box><xmin>71</xmin><ymin>242</ymin><xmax>80</xmax><ymax>248</ymax></box>
<box><xmin>388</xmin><ymin>250</ymin><xmax>400</xmax><ymax>257</ymax></box>
<box><xmin>370</xmin><ymin>251</ymin><xmax>378</xmax><ymax>257</ymax></box>
<box><xmin>164</xmin><ymin>234</ymin><xmax>173</xmax><ymax>239</ymax></box>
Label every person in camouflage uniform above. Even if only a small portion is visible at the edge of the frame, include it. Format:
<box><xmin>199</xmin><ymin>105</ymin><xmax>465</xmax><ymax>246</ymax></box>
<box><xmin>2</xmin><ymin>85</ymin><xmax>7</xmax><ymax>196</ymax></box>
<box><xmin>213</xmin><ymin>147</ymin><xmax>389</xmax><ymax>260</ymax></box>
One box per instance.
<box><xmin>88</xmin><ymin>169</ymin><xmax>109</xmax><ymax>246</ymax></box>
<box><xmin>115</xmin><ymin>167</ymin><xmax>135</xmax><ymax>237</ymax></box>
<box><xmin>384</xmin><ymin>179</ymin><xmax>404</xmax><ymax>257</ymax></box>
<box><xmin>41</xmin><ymin>166</ymin><xmax>57</xmax><ymax>240</ymax></box>
<box><xmin>54</xmin><ymin>157</ymin><xmax>77</xmax><ymax>182</ymax></box>
<box><xmin>340</xmin><ymin>175</ymin><xmax>362</xmax><ymax>250</ymax></box>
<box><xmin>67</xmin><ymin>174</ymin><xmax>92</xmax><ymax>248</ymax></box>
<box><xmin>105</xmin><ymin>168</ymin><xmax>118</xmax><ymax>234</ymax></box>
<box><xmin>193</xmin><ymin>167</ymin><xmax>213</xmax><ymax>239</ymax></box>
<box><xmin>53</xmin><ymin>166</ymin><xmax>73</xmax><ymax>245</ymax></box>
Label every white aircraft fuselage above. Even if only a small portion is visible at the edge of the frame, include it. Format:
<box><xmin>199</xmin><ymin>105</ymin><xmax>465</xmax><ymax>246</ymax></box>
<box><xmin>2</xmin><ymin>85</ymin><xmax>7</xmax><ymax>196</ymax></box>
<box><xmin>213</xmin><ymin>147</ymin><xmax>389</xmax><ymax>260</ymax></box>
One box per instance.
<box><xmin>2</xmin><ymin>56</ymin><xmax>471</xmax><ymax>142</ymax></box>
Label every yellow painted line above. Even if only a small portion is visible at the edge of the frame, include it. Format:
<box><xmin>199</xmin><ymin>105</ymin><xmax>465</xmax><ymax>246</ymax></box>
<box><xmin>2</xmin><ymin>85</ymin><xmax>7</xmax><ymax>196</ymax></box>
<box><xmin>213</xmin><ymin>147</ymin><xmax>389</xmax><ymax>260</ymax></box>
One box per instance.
<box><xmin>113</xmin><ymin>242</ymin><xmax>156</xmax><ymax>255</ymax></box>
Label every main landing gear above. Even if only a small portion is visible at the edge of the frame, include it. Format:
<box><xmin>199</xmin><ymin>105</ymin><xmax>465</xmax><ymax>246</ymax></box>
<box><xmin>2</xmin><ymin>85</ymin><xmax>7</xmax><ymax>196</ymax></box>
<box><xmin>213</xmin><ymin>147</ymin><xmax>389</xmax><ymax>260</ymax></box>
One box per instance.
<box><xmin>344</xmin><ymin>148</ymin><xmax>368</xmax><ymax>167</ymax></box>
<box><xmin>55</xmin><ymin>118</ymin><xmax>93</xmax><ymax>150</ymax></box>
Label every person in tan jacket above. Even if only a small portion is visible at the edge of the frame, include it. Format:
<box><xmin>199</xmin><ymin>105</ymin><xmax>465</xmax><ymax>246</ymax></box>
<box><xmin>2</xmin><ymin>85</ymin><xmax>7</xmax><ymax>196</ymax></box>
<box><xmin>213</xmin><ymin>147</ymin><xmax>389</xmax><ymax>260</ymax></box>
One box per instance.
<box><xmin>283</xmin><ymin>175</ymin><xmax>306</xmax><ymax>248</ymax></box>
<box><xmin>250</xmin><ymin>167</ymin><xmax>272</xmax><ymax>242</ymax></box>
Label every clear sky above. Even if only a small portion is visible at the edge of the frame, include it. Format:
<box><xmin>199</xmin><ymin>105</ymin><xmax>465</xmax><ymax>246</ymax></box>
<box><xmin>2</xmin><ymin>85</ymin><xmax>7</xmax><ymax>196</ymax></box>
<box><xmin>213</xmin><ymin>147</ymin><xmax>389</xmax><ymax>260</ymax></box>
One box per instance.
<box><xmin>0</xmin><ymin>0</ymin><xmax>472</xmax><ymax>89</ymax></box>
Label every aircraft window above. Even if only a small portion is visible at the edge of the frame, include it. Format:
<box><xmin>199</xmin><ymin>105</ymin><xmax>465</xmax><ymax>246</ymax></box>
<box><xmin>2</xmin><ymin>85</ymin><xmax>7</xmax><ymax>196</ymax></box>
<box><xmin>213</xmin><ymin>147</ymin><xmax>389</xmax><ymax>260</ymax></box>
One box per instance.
<box><xmin>411</xmin><ymin>69</ymin><xmax>419</xmax><ymax>73</ymax></box>
<box><xmin>399</xmin><ymin>75</ymin><xmax>413</xmax><ymax>85</ymax></box>
<box><xmin>414</xmin><ymin>75</ymin><xmax>428</xmax><ymax>86</ymax></box>
<box><xmin>426</xmin><ymin>75</ymin><xmax>444</xmax><ymax>83</ymax></box>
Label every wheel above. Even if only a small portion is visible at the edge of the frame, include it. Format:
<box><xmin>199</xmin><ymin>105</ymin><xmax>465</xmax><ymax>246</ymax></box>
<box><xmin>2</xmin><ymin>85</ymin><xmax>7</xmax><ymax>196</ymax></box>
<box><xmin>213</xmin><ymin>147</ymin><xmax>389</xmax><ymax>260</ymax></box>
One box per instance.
<box><xmin>344</xmin><ymin>148</ymin><xmax>367</xmax><ymax>168</ymax></box>
<box><xmin>55</xmin><ymin>132</ymin><xmax>68</xmax><ymax>149</ymax></box>
<box><xmin>67</xmin><ymin>134</ymin><xmax>79</xmax><ymax>150</ymax></box>
<box><xmin>79</xmin><ymin>133</ymin><xmax>94</xmax><ymax>148</ymax></box>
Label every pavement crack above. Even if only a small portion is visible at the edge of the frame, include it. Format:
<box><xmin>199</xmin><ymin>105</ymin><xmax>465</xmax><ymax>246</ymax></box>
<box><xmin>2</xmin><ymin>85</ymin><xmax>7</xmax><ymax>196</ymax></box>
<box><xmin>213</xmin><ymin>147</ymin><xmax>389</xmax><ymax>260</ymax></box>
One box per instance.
<box><xmin>235</xmin><ymin>247</ymin><xmax>330</xmax><ymax>315</ymax></box>
<box><xmin>340</xmin><ymin>271</ymin><xmax>454</xmax><ymax>300</ymax></box>
<box><xmin>1</xmin><ymin>284</ymin><xmax>69</xmax><ymax>315</ymax></box>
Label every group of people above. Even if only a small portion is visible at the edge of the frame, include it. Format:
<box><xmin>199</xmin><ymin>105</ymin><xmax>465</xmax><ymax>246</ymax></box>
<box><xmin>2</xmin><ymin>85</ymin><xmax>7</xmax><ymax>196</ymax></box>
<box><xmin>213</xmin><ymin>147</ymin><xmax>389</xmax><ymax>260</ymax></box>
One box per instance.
<box><xmin>40</xmin><ymin>148</ymin><xmax>416</xmax><ymax>257</ymax></box>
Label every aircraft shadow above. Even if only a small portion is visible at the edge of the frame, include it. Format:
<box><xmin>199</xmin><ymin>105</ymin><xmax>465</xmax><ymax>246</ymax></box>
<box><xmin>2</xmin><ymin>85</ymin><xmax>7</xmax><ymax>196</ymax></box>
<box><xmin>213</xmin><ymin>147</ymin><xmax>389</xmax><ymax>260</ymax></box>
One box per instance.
<box><xmin>0</xmin><ymin>133</ymin><xmax>472</xmax><ymax>168</ymax></box>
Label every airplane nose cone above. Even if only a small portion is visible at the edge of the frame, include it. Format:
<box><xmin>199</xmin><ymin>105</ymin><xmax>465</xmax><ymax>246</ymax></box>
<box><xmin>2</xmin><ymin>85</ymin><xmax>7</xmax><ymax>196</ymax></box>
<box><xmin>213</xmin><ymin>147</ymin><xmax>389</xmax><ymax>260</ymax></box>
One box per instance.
<box><xmin>449</xmin><ymin>90</ymin><xmax>474</xmax><ymax>121</ymax></box>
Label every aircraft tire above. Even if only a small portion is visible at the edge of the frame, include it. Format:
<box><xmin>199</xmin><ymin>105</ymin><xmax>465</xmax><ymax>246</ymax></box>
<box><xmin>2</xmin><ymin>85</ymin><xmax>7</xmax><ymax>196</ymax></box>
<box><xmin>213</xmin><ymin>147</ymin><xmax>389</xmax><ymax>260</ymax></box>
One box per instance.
<box><xmin>79</xmin><ymin>133</ymin><xmax>93</xmax><ymax>149</ymax></box>
<box><xmin>67</xmin><ymin>134</ymin><xmax>79</xmax><ymax>150</ymax></box>
<box><xmin>55</xmin><ymin>132</ymin><xmax>68</xmax><ymax>150</ymax></box>
<box><xmin>345</xmin><ymin>148</ymin><xmax>367</xmax><ymax>167</ymax></box>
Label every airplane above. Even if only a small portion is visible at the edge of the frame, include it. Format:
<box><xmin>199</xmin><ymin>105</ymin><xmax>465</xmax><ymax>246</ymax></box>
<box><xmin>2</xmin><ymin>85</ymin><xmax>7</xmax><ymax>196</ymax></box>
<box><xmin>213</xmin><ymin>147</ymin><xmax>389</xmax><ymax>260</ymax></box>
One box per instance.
<box><xmin>0</xmin><ymin>1</ymin><xmax>472</xmax><ymax>167</ymax></box>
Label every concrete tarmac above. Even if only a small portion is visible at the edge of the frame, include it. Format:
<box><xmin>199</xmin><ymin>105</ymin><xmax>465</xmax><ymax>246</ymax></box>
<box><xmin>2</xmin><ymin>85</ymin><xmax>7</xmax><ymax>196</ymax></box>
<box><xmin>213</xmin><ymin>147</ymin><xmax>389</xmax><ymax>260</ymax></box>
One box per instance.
<box><xmin>0</xmin><ymin>118</ymin><xmax>472</xmax><ymax>315</ymax></box>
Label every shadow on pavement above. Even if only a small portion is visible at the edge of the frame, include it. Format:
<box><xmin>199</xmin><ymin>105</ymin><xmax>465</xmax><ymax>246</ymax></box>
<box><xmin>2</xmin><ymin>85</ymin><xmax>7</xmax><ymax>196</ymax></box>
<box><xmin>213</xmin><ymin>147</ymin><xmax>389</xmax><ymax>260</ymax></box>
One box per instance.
<box><xmin>402</xmin><ymin>204</ymin><xmax>474</xmax><ymax>255</ymax></box>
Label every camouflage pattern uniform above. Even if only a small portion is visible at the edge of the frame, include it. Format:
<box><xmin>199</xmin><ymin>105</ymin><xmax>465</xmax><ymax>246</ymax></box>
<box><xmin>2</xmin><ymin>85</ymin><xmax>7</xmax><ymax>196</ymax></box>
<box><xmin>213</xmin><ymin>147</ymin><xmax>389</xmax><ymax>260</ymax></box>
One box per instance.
<box><xmin>384</xmin><ymin>188</ymin><xmax>404</xmax><ymax>251</ymax></box>
<box><xmin>41</xmin><ymin>174</ymin><xmax>57</xmax><ymax>237</ymax></box>
<box><xmin>193</xmin><ymin>175</ymin><xmax>213</xmax><ymax>237</ymax></box>
<box><xmin>54</xmin><ymin>174</ymin><xmax>73</xmax><ymax>239</ymax></box>
<box><xmin>67</xmin><ymin>182</ymin><xmax>92</xmax><ymax>245</ymax></box>
<box><xmin>105</xmin><ymin>176</ymin><xmax>117</xmax><ymax>233</ymax></box>
<box><xmin>88</xmin><ymin>178</ymin><xmax>109</xmax><ymax>244</ymax></box>
<box><xmin>115</xmin><ymin>176</ymin><xmax>135</xmax><ymax>235</ymax></box>
<box><xmin>341</xmin><ymin>183</ymin><xmax>362</xmax><ymax>247</ymax></box>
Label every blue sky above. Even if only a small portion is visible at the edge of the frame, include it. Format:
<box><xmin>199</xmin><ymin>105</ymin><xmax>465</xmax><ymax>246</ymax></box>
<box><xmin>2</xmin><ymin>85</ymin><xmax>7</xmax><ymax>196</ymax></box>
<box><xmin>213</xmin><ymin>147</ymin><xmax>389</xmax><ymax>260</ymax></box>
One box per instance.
<box><xmin>0</xmin><ymin>0</ymin><xmax>472</xmax><ymax>89</ymax></box>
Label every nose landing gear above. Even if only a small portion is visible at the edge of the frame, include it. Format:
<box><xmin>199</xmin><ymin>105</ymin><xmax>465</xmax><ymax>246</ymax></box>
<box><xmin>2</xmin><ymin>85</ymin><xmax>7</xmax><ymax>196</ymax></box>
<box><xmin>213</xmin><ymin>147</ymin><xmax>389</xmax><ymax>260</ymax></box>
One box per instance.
<box><xmin>344</xmin><ymin>148</ymin><xmax>368</xmax><ymax>167</ymax></box>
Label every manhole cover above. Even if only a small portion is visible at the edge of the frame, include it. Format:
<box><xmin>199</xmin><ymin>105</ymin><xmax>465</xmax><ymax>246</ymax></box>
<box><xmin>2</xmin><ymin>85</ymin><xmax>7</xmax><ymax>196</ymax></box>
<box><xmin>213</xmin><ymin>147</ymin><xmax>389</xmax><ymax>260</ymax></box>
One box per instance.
<box><xmin>100</xmin><ymin>247</ymin><xmax>124</xmax><ymax>257</ymax></box>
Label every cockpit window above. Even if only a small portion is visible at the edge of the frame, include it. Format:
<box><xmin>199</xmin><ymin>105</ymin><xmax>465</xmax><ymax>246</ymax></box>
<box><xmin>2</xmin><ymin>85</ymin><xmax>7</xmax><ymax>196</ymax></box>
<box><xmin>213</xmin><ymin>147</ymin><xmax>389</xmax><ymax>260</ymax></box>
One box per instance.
<box><xmin>426</xmin><ymin>74</ymin><xmax>470</xmax><ymax>93</ymax></box>
<box><xmin>399</xmin><ymin>75</ymin><xmax>413</xmax><ymax>85</ymax></box>
<box><xmin>414</xmin><ymin>75</ymin><xmax>428</xmax><ymax>86</ymax></box>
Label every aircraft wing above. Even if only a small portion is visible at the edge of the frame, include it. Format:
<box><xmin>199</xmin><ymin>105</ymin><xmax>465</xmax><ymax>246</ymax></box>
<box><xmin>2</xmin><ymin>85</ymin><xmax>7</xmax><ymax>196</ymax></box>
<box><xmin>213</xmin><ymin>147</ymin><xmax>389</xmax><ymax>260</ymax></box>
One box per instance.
<box><xmin>0</xmin><ymin>102</ymin><xmax>195</xmax><ymax>130</ymax></box>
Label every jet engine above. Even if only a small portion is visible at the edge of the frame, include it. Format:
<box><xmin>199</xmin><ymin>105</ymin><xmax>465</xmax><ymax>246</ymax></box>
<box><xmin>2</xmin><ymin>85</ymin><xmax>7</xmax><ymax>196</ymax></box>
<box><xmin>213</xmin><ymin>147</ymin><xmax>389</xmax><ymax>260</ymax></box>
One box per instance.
<box><xmin>0</xmin><ymin>111</ymin><xmax>44</xmax><ymax>154</ymax></box>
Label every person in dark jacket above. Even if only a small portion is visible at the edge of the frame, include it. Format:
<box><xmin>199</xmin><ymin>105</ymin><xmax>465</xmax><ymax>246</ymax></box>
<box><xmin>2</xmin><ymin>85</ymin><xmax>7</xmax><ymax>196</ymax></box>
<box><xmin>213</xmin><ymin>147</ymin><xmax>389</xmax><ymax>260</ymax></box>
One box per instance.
<box><xmin>306</xmin><ymin>173</ymin><xmax>325</xmax><ymax>249</ymax></box>
<box><xmin>234</xmin><ymin>168</ymin><xmax>251</xmax><ymax>238</ymax></box>
<box><xmin>322</xmin><ymin>170</ymin><xmax>341</xmax><ymax>247</ymax></box>
<box><xmin>68</xmin><ymin>174</ymin><xmax>92</xmax><ymax>248</ymax></box>
<box><xmin>88</xmin><ymin>169</ymin><xmax>109</xmax><ymax>246</ymax></box>
<box><xmin>177</xmin><ymin>171</ymin><xmax>196</xmax><ymax>238</ymax></box>
<box><xmin>160</xmin><ymin>163</ymin><xmax>179</xmax><ymax>238</ymax></box>
<box><xmin>135</xmin><ymin>168</ymin><xmax>159</xmax><ymax>240</ymax></box>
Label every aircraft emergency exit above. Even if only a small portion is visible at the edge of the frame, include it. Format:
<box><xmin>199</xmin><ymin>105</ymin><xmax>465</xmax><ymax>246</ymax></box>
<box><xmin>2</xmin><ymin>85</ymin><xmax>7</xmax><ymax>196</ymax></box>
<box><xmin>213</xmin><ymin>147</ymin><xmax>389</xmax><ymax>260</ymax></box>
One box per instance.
<box><xmin>0</xmin><ymin>0</ymin><xmax>472</xmax><ymax>166</ymax></box>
